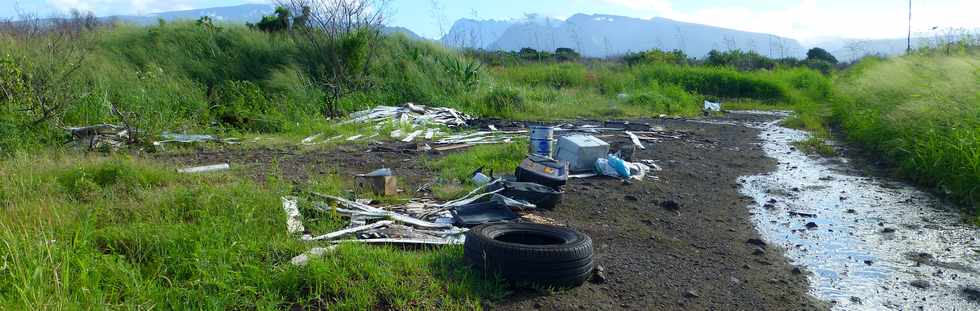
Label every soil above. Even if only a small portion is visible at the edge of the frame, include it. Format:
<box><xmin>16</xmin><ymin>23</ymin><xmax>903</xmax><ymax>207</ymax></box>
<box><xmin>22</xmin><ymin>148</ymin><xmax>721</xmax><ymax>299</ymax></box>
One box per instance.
<box><xmin>153</xmin><ymin>113</ymin><xmax>827</xmax><ymax>311</ymax></box>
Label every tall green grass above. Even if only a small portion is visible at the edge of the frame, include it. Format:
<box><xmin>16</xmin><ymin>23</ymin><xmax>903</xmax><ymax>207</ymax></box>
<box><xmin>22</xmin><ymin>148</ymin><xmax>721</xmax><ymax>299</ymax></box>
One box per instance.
<box><xmin>0</xmin><ymin>153</ymin><xmax>507</xmax><ymax>308</ymax></box>
<box><xmin>489</xmin><ymin>62</ymin><xmax>829</xmax><ymax>120</ymax></box>
<box><xmin>833</xmin><ymin>54</ymin><xmax>980</xmax><ymax>218</ymax></box>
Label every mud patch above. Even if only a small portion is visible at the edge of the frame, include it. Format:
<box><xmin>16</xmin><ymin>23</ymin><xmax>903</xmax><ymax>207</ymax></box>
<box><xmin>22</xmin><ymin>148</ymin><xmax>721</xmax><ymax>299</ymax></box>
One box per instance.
<box><xmin>738</xmin><ymin>113</ymin><xmax>980</xmax><ymax>310</ymax></box>
<box><xmin>152</xmin><ymin>114</ymin><xmax>825</xmax><ymax>310</ymax></box>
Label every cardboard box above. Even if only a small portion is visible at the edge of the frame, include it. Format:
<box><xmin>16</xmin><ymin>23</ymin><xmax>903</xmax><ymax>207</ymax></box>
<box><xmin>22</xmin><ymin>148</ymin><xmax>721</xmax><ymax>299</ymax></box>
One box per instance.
<box><xmin>355</xmin><ymin>175</ymin><xmax>397</xmax><ymax>196</ymax></box>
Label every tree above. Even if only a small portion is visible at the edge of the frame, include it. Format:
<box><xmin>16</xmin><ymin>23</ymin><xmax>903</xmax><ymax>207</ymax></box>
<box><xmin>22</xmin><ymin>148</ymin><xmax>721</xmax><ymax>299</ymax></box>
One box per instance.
<box><xmin>251</xmin><ymin>6</ymin><xmax>291</xmax><ymax>32</ymax></box>
<box><xmin>278</xmin><ymin>0</ymin><xmax>388</xmax><ymax>117</ymax></box>
<box><xmin>554</xmin><ymin>47</ymin><xmax>580</xmax><ymax>62</ymax></box>
<box><xmin>806</xmin><ymin>47</ymin><xmax>838</xmax><ymax>64</ymax></box>
<box><xmin>623</xmin><ymin>49</ymin><xmax>687</xmax><ymax>66</ymax></box>
<box><xmin>705</xmin><ymin>49</ymin><xmax>775</xmax><ymax>71</ymax></box>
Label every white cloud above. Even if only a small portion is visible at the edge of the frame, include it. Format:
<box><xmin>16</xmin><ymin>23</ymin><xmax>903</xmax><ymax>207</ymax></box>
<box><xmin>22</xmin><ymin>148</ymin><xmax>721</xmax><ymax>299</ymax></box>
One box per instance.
<box><xmin>46</xmin><ymin>0</ymin><xmax>205</xmax><ymax>15</ymax></box>
<box><xmin>597</xmin><ymin>0</ymin><xmax>675</xmax><ymax>15</ymax></box>
<box><xmin>595</xmin><ymin>0</ymin><xmax>980</xmax><ymax>40</ymax></box>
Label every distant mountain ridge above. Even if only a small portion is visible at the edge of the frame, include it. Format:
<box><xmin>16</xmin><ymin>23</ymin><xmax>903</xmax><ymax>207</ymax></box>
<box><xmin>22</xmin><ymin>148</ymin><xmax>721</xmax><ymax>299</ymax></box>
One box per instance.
<box><xmin>442</xmin><ymin>13</ymin><xmax>808</xmax><ymax>59</ymax></box>
<box><xmin>34</xmin><ymin>4</ymin><xmax>963</xmax><ymax>61</ymax></box>
<box><xmin>106</xmin><ymin>4</ymin><xmax>276</xmax><ymax>25</ymax></box>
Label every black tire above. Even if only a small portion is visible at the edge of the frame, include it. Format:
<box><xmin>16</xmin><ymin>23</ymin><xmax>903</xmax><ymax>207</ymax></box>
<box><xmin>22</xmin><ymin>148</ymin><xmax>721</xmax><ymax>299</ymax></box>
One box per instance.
<box><xmin>464</xmin><ymin>223</ymin><xmax>594</xmax><ymax>287</ymax></box>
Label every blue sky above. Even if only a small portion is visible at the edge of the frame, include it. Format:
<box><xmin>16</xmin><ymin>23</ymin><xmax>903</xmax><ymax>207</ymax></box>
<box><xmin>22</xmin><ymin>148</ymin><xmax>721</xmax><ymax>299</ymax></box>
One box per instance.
<box><xmin>3</xmin><ymin>0</ymin><xmax>978</xmax><ymax>41</ymax></box>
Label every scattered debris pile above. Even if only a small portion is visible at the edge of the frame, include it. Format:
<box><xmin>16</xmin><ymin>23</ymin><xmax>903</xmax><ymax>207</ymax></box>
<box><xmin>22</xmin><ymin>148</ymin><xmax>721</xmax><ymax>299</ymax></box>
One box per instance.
<box><xmin>153</xmin><ymin>133</ymin><xmax>238</xmax><ymax>147</ymax></box>
<box><xmin>280</xmin><ymin>121</ymin><xmax>677</xmax><ymax>287</ymax></box>
<box><xmin>346</xmin><ymin>103</ymin><xmax>472</xmax><ymax>127</ymax></box>
<box><xmin>67</xmin><ymin>124</ymin><xmax>130</xmax><ymax>150</ymax></box>
<box><xmin>66</xmin><ymin>124</ymin><xmax>237</xmax><ymax>151</ymax></box>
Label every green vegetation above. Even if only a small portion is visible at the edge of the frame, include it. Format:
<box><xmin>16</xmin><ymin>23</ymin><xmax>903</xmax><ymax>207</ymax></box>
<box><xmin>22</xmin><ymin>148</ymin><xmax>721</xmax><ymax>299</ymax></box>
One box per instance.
<box><xmin>0</xmin><ymin>153</ymin><xmax>507</xmax><ymax>309</ymax></box>
<box><xmin>432</xmin><ymin>143</ymin><xmax>527</xmax><ymax>183</ymax></box>
<box><xmin>0</xmin><ymin>13</ymin><xmax>835</xmax><ymax>154</ymax></box>
<box><xmin>12</xmin><ymin>4</ymin><xmax>976</xmax><ymax>308</ymax></box>
<box><xmin>792</xmin><ymin>137</ymin><xmax>836</xmax><ymax>157</ymax></box>
<box><xmin>832</xmin><ymin>52</ymin><xmax>980</xmax><ymax>219</ymax></box>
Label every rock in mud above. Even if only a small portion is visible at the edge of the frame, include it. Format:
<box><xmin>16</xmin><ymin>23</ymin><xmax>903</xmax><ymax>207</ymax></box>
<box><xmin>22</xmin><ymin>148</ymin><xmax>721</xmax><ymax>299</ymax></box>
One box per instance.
<box><xmin>660</xmin><ymin>200</ymin><xmax>681</xmax><ymax>211</ymax></box>
<box><xmin>881</xmin><ymin>227</ymin><xmax>896</xmax><ymax>233</ymax></box>
<box><xmin>910</xmin><ymin>280</ymin><xmax>931</xmax><ymax>289</ymax></box>
<box><xmin>753</xmin><ymin>247</ymin><xmax>766</xmax><ymax>256</ymax></box>
<box><xmin>683</xmin><ymin>290</ymin><xmax>700</xmax><ymax>299</ymax></box>
<box><xmin>905</xmin><ymin>252</ymin><xmax>934</xmax><ymax>264</ymax></box>
<box><xmin>590</xmin><ymin>265</ymin><xmax>608</xmax><ymax>284</ymax></box>
<box><xmin>963</xmin><ymin>287</ymin><xmax>980</xmax><ymax>302</ymax></box>
<box><xmin>805</xmin><ymin>222</ymin><xmax>819</xmax><ymax>229</ymax></box>
<box><xmin>746</xmin><ymin>238</ymin><xmax>767</xmax><ymax>248</ymax></box>
<box><xmin>849</xmin><ymin>296</ymin><xmax>863</xmax><ymax>304</ymax></box>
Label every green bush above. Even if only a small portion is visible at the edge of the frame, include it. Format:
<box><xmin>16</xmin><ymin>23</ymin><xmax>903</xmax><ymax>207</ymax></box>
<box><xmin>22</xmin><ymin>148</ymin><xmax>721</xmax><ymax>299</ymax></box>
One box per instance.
<box><xmin>484</xmin><ymin>87</ymin><xmax>525</xmax><ymax>113</ymax></box>
<box><xmin>212</xmin><ymin>80</ymin><xmax>283</xmax><ymax>133</ymax></box>
<box><xmin>633</xmin><ymin>64</ymin><xmax>789</xmax><ymax>102</ymax></box>
<box><xmin>625</xmin><ymin>81</ymin><xmax>703</xmax><ymax>115</ymax></box>
<box><xmin>704</xmin><ymin>49</ymin><xmax>776</xmax><ymax>71</ymax></box>
<box><xmin>494</xmin><ymin>63</ymin><xmax>589</xmax><ymax>89</ymax></box>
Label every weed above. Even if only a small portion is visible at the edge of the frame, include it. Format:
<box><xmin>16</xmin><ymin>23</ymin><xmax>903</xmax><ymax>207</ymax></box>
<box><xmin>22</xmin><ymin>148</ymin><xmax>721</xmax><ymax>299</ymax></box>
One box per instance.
<box><xmin>0</xmin><ymin>153</ymin><xmax>507</xmax><ymax>308</ymax></box>
<box><xmin>793</xmin><ymin>137</ymin><xmax>836</xmax><ymax>157</ymax></box>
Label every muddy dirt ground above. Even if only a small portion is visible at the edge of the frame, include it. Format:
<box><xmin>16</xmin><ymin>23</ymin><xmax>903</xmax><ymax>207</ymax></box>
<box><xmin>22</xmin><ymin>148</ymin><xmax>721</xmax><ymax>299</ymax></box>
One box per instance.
<box><xmin>155</xmin><ymin>113</ymin><xmax>827</xmax><ymax>311</ymax></box>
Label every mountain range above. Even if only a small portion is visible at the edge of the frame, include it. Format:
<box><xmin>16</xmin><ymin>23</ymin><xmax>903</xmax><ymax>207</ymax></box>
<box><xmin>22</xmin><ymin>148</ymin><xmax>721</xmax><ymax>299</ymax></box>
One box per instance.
<box><xmin>61</xmin><ymin>4</ymin><xmax>940</xmax><ymax>61</ymax></box>
<box><xmin>442</xmin><ymin>14</ymin><xmax>807</xmax><ymax>59</ymax></box>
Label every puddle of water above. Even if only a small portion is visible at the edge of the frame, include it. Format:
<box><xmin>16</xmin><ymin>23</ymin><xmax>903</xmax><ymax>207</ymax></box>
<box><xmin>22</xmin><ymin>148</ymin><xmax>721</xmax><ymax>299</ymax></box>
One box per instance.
<box><xmin>736</xmin><ymin>116</ymin><xmax>980</xmax><ymax>310</ymax></box>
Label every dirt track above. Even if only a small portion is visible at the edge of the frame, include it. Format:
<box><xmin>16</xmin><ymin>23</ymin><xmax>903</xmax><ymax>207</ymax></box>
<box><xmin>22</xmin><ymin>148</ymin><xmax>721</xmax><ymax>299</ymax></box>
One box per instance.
<box><xmin>156</xmin><ymin>113</ymin><xmax>827</xmax><ymax>311</ymax></box>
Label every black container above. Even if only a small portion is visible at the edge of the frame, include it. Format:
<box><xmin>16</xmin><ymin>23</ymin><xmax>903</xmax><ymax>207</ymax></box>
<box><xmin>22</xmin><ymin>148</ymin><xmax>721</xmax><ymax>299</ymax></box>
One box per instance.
<box><xmin>452</xmin><ymin>194</ymin><xmax>520</xmax><ymax>227</ymax></box>
<box><xmin>488</xmin><ymin>181</ymin><xmax>563</xmax><ymax>210</ymax></box>
<box><xmin>515</xmin><ymin>155</ymin><xmax>568</xmax><ymax>190</ymax></box>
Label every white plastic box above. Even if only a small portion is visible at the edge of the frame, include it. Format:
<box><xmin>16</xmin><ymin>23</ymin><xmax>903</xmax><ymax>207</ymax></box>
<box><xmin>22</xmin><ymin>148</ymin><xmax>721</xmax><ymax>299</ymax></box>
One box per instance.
<box><xmin>555</xmin><ymin>135</ymin><xmax>610</xmax><ymax>173</ymax></box>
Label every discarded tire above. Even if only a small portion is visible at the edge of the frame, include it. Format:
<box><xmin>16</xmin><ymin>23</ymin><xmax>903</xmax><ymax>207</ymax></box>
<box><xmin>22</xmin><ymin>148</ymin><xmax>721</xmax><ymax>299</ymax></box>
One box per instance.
<box><xmin>464</xmin><ymin>223</ymin><xmax>593</xmax><ymax>287</ymax></box>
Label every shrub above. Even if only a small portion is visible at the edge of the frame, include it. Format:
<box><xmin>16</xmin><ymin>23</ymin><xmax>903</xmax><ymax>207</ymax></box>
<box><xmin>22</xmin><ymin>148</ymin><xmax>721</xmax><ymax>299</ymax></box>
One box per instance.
<box><xmin>484</xmin><ymin>87</ymin><xmax>525</xmax><ymax>112</ymax></box>
<box><xmin>806</xmin><ymin>47</ymin><xmax>838</xmax><ymax>64</ymax></box>
<box><xmin>625</xmin><ymin>81</ymin><xmax>702</xmax><ymax>115</ymax></box>
<box><xmin>634</xmin><ymin>64</ymin><xmax>789</xmax><ymax>102</ymax></box>
<box><xmin>704</xmin><ymin>49</ymin><xmax>776</xmax><ymax>71</ymax></box>
<box><xmin>211</xmin><ymin>80</ymin><xmax>283</xmax><ymax>133</ymax></box>
<box><xmin>622</xmin><ymin>49</ymin><xmax>688</xmax><ymax>66</ymax></box>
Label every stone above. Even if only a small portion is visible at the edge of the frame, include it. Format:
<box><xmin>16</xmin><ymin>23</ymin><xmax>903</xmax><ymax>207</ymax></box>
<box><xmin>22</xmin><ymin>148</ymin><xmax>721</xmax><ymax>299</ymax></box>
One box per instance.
<box><xmin>910</xmin><ymin>280</ymin><xmax>931</xmax><ymax>289</ymax></box>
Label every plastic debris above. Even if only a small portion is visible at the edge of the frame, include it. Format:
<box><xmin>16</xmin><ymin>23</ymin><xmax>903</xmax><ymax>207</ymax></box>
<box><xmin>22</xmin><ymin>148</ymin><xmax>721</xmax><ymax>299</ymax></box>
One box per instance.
<box><xmin>625</xmin><ymin>131</ymin><xmax>646</xmax><ymax>150</ymax></box>
<box><xmin>704</xmin><ymin>100</ymin><xmax>721</xmax><ymax>112</ymax></box>
<box><xmin>451</xmin><ymin>194</ymin><xmax>521</xmax><ymax>227</ymax></box>
<box><xmin>281</xmin><ymin>196</ymin><xmax>305</xmax><ymax>235</ymax></box>
<box><xmin>402</xmin><ymin>130</ymin><xmax>423</xmax><ymax>142</ymax></box>
<box><xmin>290</xmin><ymin>245</ymin><xmax>338</xmax><ymax>266</ymax></box>
<box><xmin>176</xmin><ymin>163</ymin><xmax>230</xmax><ymax>174</ymax></box>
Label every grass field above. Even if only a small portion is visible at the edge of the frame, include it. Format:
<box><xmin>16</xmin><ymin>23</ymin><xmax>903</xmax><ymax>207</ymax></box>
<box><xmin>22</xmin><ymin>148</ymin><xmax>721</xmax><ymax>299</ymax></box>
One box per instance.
<box><xmin>0</xmin><ymin>152</ymin><xmax>510</xmax><ymax>309</ymax></box>
<box><xmin>11</xmin><ymin>11</ymin><xmax>975</xmax><ymax>308</ymax></box>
